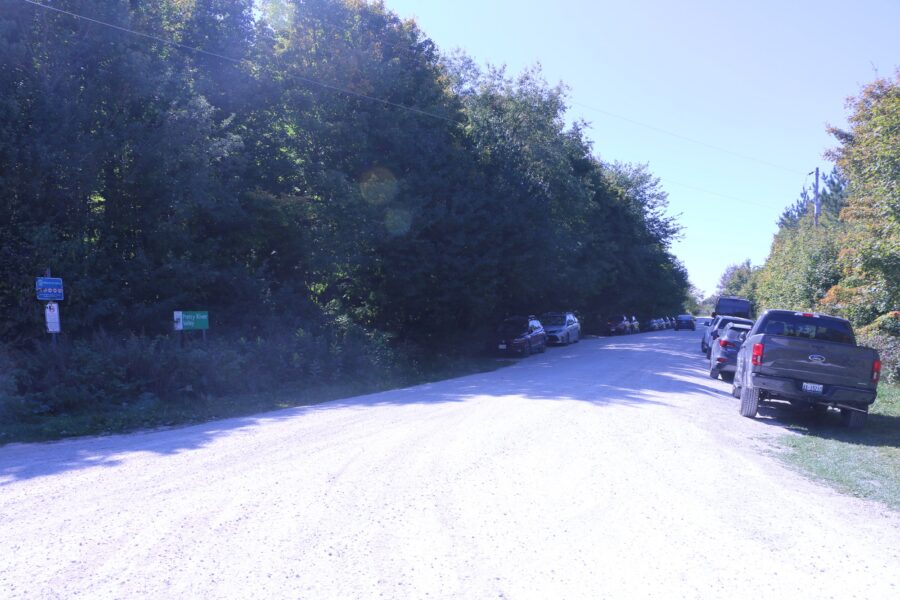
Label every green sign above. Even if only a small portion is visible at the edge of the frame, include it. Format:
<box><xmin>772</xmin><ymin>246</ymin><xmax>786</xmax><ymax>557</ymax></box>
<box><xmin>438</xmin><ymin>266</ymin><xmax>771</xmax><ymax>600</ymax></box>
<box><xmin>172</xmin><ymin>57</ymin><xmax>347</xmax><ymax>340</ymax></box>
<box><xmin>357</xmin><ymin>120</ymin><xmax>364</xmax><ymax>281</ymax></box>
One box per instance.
<box><xmin>174</xmin><ymin>311</ymin><xmax>209</xmax><ymax>331</ymax></box>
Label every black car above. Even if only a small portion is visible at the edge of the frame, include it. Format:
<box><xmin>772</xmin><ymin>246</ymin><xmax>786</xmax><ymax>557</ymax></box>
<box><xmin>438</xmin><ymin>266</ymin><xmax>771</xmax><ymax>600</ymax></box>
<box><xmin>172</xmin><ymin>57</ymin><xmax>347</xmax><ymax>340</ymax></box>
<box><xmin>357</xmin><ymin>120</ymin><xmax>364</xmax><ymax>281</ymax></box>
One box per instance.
<box><xmin>674</xmin><ymin>314</ymin><xmax>695</xmax><ymax>330</ymax></box>
<box><xmin>496</xmin><ymin>316</ymin><xmax>547</xmax><ymax>356</ymax></box>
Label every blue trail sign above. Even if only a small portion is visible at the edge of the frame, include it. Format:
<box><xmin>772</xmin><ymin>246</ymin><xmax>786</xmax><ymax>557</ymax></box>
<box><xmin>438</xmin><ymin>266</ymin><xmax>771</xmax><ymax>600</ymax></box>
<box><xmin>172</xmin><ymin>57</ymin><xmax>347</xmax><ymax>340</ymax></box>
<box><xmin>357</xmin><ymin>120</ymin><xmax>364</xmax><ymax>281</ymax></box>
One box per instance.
<box><xmin>36</xmin><ymin>277</ymin><xmax>64</xmax><ymax>301</ymax></box>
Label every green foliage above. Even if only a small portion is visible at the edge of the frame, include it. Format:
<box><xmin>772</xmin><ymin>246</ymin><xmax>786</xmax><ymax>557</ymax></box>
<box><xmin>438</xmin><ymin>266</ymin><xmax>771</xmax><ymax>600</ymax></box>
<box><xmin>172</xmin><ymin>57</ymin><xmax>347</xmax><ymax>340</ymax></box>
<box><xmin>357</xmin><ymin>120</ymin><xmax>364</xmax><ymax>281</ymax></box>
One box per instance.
<box><xmin>857</xmin><ymin>313</ymin><xmax>900</xmax><ymax>384</ymax></box>
<box><xmin>754</xmin><ymin>213</ymin><xmax>842</xmax><ymax>313</ymax></box>
<box><xmin>1</xmin><ymin>0</ymin><xmax>690</xmax><ymax>427</ymax></box>
<box><xmin>827</xmin><ymin>72</ymin><xmax>900</xmax><ymax>314</ymax></box>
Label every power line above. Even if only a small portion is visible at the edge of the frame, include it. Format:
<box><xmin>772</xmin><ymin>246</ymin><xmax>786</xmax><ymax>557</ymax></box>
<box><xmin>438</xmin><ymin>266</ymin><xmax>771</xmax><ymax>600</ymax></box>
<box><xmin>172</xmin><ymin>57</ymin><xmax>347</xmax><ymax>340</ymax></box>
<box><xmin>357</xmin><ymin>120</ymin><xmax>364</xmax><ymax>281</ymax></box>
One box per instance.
<box><xmin>571</xmin><ymin>101</ymin><xmax>807</xmax><ymax>176</ymax></box>
<box><xmin>21</xmin><ymin>0</ymin><xmax>811</xmax><ymax>208</ymax></box>
<box><xmin>21</xmin><ymin>0</ymin><xmax>459</xmax><ymax>124</ymax></box>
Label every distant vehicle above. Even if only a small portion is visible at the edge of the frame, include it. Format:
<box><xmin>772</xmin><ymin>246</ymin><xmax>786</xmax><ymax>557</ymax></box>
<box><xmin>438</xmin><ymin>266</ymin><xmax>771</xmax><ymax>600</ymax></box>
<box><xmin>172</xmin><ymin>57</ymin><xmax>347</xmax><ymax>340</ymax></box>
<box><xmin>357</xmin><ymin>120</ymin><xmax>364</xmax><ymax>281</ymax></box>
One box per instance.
<box><xmin>696</xmin><ymin>316</ymin><xmax>713</xmax><ymax>326</ymax></box>
<box><xmin>733</xmin><ymin>310</ymin><xmax>880</xmax><ymax>428</ymax></box>
<box><xmin>714</xmin><ymin>296</ymin><xmax>752</xmax><ymax>319</ymax></box>
<box><xmin>607</xmin><ymin>315</ymin><xmax>631</xmax><ymax>336</ymax></box>
<box><xmin>708</xmin><ymin>322</ymin><xmax>751</xmax><ymax>381</ymax></box>
<box><xmin>496</xmin><ymin>316</ymin><xmax>547</xmax><ymax>356</ymax></box>
<box><xmin>629</xmin><ymin>316</ymin><xmax>640</xmax><ymax>333</ymax></box>
<box><xmin>674</xmin><ymin>314</ymin><xmax>695</xmax><ymax>330</ymax></box>
<box><xmin>702</xmin><ymin>315</ymin><xmax>754</xmax><ymax>357</ymax></box>
<box><xmin>541</xmin><ymin>312</ymin><xmax>581</xmax><ymax>345</ymax></box>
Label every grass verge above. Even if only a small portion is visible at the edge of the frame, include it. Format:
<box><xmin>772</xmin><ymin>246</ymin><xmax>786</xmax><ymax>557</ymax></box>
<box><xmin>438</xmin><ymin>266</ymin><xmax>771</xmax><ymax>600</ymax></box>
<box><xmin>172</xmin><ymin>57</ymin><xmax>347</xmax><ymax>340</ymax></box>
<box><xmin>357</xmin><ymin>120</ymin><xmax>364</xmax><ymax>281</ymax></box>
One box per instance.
<box><xmin>779</xmin><ymin>383</ymin><xmax>900</xmax><ymax>510</ymax></box>
<box><xmin>0</xmin><ymin>354</ymin><xmax>514</xmax><ymax>446</ymax></box>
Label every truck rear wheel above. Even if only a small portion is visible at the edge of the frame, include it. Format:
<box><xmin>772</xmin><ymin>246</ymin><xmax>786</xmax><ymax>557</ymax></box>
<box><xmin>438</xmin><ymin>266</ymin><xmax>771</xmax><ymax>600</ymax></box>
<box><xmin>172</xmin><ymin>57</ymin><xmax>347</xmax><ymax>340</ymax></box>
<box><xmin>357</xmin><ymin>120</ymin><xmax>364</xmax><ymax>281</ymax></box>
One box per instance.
<box><xmin>841</xmin><ymin>407</ymin><xmax>868</xmax><ymax>429</ymax></box>
<box><xmin>739</xmin><ymin>385</ymin><xmax>759</xmax><ymax>418</ymax></box>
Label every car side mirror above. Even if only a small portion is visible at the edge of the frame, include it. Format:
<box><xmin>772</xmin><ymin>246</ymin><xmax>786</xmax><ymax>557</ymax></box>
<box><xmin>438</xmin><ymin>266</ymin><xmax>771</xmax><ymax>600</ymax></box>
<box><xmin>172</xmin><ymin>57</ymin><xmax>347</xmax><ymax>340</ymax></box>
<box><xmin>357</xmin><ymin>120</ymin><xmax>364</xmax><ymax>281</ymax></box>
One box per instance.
<box><xmin>740</xmin><ymin>332</ymin><xmax>747</xmax><ymax>342</ymax></box>
<box><xmin>711</xmin><ymin>331</ymin><xmax>719</xmax><ymax>339</ymax></box>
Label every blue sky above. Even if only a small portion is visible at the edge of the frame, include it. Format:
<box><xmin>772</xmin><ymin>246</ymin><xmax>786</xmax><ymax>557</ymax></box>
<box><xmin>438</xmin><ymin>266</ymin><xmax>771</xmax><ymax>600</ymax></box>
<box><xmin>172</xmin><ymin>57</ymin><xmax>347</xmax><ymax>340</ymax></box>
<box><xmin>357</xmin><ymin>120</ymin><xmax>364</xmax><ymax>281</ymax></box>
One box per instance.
<box><xmin>383</xmin><ymin>0</ymin><xmax>900</xmax><ymax>297</ymax></box>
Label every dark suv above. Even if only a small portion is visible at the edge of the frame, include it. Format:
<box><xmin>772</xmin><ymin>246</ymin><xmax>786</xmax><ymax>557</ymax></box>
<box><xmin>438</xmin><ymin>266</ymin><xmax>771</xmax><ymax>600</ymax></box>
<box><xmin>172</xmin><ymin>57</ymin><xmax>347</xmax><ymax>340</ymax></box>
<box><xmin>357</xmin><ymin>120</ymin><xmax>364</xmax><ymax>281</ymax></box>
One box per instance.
<box><xmin>496</xmin><ymin>316</ymin><xmax>547</xmax><ymax>356</ymax></box>
<box><xmin>674</xmin><ymin>314</ymin><xmax>695</xmax><ymax>330</ymax></box>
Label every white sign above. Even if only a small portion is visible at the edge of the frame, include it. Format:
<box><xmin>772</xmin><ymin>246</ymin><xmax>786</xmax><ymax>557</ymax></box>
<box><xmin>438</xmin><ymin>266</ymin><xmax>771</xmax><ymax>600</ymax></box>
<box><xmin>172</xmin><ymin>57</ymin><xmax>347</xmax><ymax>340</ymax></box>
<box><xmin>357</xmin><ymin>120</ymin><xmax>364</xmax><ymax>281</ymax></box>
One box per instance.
<box><xmin>173</xmin><ymin>311</ymin><xmax>183</xmax><ymax>331</ymax></box>
<box><xmin>45</xmin><ymin>301</ymin><xmax>61</xmax><ymax>333</ymax></box>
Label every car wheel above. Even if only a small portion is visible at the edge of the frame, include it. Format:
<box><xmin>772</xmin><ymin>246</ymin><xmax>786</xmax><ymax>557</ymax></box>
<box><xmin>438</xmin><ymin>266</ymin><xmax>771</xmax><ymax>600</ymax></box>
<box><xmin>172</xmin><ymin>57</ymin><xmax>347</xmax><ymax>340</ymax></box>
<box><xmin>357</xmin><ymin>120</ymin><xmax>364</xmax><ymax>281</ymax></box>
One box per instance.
<box><xmin>722</xmin><ymin>372</ymin><xmax>735</xmax><ymax>383</ymax></box>
<box><xmin>539</xmin><ymin>339</ymin><xmax>547</xmax><ymax>353</ymax></box>
<box><xmin>563</xmin><ymin>333</ymin><xmax>570</xmax><ymax>346</ymax></box>
<box><xmin>523</xmin><ymin>342</ymin><xmax>532</xmax><ymax>357</ymax></box>
<box><xmin>700</xmin><ymin>342</ymin><xmax>707</xmax><ymax>354</ymax></box>
<box><xmin>739</xmin><ymin>385</ymin><xmax>759</xmax><ymax>418</ymax></box>
<box><xmin>841</xmin><ymin>407</ymin><xmax>868</xmax><ymax>429</ymax></box>
<box><xmin>708</xmin><ymin>365</ymin><xmax>719</xmax><ymax>380</ymax></box>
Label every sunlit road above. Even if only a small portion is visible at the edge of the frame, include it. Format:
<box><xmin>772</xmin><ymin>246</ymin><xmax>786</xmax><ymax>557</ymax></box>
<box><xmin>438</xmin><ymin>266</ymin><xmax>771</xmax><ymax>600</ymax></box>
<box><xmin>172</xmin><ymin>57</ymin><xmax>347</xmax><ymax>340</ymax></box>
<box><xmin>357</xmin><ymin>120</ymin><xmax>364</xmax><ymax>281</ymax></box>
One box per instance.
<box><xmin>2</xmin><ymin>331</ymin><xmax>899</xmax><ymax>599</ymax></box>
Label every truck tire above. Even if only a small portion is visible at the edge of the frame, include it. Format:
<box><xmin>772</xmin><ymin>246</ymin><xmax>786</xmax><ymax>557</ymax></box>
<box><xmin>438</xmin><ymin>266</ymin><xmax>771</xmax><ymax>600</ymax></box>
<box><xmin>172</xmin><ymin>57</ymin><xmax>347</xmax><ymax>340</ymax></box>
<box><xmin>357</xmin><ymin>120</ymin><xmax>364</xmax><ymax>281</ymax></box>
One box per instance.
<box><xmin>841</xmin><ymin>407</ymin><xmax>868</xmax><ymax>429</ymax></box>
<box><xmin>739</xmin><ymin>385</ymin><xmax>759</xmax><ymax>418</ymax></box>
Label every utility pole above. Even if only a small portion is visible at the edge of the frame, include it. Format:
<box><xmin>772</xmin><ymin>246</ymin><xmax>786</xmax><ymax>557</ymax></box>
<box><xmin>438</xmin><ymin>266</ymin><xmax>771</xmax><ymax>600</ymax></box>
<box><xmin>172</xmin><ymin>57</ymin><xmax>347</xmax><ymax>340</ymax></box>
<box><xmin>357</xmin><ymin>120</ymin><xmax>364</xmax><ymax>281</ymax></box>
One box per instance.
<box><xmin>812</xmin><ymin>167</ymin><xmax>820</xmax><ymax>227</ymax></box>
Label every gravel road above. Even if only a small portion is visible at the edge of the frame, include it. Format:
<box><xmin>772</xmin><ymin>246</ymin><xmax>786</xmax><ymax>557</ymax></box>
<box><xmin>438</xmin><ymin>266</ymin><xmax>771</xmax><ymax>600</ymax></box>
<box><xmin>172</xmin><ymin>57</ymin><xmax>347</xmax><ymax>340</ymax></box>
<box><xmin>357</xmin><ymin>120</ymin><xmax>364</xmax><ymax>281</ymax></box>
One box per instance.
<box><xmin>2</xmin><ymin>330</ymin><xmax>900</xmax><ymax>599</ymax></box>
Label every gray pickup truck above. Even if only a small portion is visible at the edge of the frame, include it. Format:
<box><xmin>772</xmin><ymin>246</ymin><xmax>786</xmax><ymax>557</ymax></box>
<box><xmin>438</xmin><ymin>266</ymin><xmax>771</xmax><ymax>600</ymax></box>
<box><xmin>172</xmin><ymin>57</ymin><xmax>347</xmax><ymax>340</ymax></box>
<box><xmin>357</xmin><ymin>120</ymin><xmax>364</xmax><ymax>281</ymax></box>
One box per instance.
<box><xmin>733</xmin><ymin>309</ymin><xmax>881</xmax><ymax>428</ymax></box>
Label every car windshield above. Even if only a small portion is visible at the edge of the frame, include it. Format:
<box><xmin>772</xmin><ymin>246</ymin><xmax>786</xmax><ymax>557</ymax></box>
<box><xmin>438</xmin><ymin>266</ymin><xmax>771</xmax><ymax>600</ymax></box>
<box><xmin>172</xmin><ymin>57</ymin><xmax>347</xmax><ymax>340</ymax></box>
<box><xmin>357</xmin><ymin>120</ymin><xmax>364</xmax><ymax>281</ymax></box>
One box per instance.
<box><xmin>542</xmin><ymin>315</ymin><xmax>566</xmax><ymax>326</ymax></box>
<box><xmin>499</xmin><ymin>319</ymin><xmax>527</xmax><ymax>336</ymax></box>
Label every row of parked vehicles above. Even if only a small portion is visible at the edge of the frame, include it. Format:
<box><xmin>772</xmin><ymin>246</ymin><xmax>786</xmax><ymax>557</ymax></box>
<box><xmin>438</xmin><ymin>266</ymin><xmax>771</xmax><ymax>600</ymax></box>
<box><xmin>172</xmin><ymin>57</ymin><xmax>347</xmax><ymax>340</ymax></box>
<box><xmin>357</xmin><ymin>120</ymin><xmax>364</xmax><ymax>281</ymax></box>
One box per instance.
<box><xmin>605</xmin><ymin>315</ymin><xmax>682</xmax><ymax>335</ymax></box>
<box><xmin>495</xmin><ymin>312</ymin><xmax>581</xmax><ymax>356</ymax></box>
<box><xmin>698</xmin><ymin>297</ymin><xmax>881</xmax><ymax>429</ymax></box>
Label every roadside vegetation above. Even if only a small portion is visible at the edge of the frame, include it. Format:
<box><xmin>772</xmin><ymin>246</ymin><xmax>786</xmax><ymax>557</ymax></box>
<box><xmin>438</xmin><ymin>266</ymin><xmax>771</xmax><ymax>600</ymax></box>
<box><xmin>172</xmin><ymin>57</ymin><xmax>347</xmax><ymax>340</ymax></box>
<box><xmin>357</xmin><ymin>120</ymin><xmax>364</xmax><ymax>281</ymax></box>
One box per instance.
<box><xmin>0</xmin><ymin>1</ymin><xmax>691</xmax><ymax>441</ymax></box>
<box><xmin>779</xmin><ymin>384</ymin><xmax>900</xmax><ymax>510</ymax></box>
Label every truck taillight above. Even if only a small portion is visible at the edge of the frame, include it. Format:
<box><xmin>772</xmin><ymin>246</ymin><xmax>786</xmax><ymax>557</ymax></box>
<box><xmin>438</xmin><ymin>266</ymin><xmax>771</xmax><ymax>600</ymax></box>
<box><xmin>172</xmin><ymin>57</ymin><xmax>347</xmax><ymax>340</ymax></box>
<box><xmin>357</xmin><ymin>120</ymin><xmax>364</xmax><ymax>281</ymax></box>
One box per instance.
<box><xmin>873</xmin><ymin>359</ymin><xmax>881</xmax><ymax>384</ymax></box>
<box><xmin>751</xmin><ymin>343</ymin><xmax>764</xmax><ymax>366</ymax></box>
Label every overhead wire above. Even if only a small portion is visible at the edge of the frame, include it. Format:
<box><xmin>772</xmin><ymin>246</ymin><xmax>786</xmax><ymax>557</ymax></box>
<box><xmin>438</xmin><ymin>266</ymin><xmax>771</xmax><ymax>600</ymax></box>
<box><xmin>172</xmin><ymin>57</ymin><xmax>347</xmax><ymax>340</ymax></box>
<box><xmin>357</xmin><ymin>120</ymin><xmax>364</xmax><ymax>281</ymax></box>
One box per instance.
<box><xmin>22</xmin><ymin>0</ymin><xmax>811</xmax><ymax>210</ymax></box>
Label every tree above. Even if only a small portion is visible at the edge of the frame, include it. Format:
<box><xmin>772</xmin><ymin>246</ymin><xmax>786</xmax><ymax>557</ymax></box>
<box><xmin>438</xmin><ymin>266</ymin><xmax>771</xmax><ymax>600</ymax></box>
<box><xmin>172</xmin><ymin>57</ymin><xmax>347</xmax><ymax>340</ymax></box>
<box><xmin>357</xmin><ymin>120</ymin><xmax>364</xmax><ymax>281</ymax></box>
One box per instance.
<box><xmin>825</xmin><ymin>72</ymin><xmax>900</xmax><ymax>318</ymax></box>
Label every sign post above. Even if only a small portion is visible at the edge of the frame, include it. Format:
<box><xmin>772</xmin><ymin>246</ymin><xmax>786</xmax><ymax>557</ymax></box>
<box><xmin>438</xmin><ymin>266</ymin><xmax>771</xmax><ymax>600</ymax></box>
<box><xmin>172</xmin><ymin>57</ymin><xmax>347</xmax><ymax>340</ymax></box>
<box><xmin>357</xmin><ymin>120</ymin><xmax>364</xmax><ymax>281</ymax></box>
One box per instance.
<box><xmin>36</xmin><ymin>272</ymin><xmax>64</xmax><ymax>344</ymax></box>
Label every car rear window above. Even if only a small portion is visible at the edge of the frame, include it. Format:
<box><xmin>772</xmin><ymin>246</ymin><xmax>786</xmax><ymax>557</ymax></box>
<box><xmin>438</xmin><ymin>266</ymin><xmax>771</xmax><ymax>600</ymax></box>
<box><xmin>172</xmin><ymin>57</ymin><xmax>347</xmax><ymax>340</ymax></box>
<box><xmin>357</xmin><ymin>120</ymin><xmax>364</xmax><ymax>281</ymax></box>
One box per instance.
<box><xmin>760</xmin><ymin>314</ymin><xmax>855</xmax><ymax>345</ymax></box>
<box><xmin>716</xmin><ymin>317</ymin><xmax>752</xmax><ymax>331</ymax></box>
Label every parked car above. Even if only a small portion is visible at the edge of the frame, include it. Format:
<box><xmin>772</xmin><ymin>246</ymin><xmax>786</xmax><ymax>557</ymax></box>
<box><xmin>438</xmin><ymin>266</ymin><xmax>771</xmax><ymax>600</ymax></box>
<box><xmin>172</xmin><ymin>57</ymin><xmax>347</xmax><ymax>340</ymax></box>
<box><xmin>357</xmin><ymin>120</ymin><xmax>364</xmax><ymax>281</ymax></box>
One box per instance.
<box><xmin>496</xmin><ymin>316</ymin><xmax>547</xmax><ymax>356</ymax></box>
<box><xmin>629</xmin><ymin>315</ymin><xmax>640</xmax><ymax>333</ymax></box>
<box><xmin>607</xmin><ymin>315</ymin><xmax>631</xmax><ymax>335</ymax></box>
<box><xmin>674</xmin><ymin>314</ymin><xmax>696</xmax><ymax>330</ymax></box>
<box><xmin>708</xmin><ymin>322</ymin><xmax>751</xmax><ymax>380</ymax></box>
<box><xmin>702</xmin><ymin>315</ymin><xmax>754</xmax><ymax>356</ymax></box>
<box><xmin>541</xmin><ymin>311</ymin><xmax>581</xmax><ymax>345</ymax></box>
<box><xmin>733</xmin><ymin>310</ymin><xmax>880</xmax><ymax>428</ymax></box>
<box><xmin>696</xmin><ymin>316</ymin><xmax>713</xmax><ymax>326</ymax></box>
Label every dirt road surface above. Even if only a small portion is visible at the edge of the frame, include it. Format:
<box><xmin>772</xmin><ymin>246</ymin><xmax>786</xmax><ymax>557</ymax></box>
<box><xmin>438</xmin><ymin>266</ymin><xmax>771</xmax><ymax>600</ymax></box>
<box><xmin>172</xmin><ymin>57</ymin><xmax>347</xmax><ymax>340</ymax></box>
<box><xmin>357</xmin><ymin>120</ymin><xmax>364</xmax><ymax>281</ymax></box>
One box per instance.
<box><xmin>2</xmin><ymin>331</ymin><xmax>899</xmax><ymax>599</ymax></box>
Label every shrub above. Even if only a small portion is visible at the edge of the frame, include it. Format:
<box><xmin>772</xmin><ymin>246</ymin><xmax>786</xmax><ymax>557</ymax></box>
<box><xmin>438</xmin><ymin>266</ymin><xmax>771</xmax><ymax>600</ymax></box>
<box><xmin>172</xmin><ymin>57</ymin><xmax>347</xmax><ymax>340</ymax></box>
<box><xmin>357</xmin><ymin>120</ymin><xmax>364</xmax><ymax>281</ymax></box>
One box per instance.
<box><xmin>858</xmin><ymin>313</ymin><xmax>900</xmax><ymax>385</ymax></box>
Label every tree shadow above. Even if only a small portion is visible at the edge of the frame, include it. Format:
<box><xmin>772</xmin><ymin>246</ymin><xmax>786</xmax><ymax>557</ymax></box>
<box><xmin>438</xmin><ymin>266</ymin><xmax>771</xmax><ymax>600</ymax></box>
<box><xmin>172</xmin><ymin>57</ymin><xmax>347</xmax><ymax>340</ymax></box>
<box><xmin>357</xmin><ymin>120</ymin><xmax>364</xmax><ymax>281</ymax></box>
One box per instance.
<box><xmin>750</xmin><ymin>400</ymin><xmax>900</xmax><ymax>449</ymax></box>
<box><xmin>0</xmin><ymin>332</ymin><xmax>729</xmax><ymax>485</ymax></box>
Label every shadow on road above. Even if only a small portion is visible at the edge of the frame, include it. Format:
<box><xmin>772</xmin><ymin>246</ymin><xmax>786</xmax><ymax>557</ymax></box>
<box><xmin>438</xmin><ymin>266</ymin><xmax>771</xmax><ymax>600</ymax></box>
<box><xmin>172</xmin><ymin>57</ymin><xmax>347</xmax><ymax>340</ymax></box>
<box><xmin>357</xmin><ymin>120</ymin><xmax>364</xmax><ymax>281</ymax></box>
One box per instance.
<box><xmin>0</xmin><ymin>332</ymin><xmax>731</xmax><ymax>484</ymax></box>
<box><xmin>749</xmin><ymin>400</ymin><xmax>900</xmax><ymax>449</ymax></box>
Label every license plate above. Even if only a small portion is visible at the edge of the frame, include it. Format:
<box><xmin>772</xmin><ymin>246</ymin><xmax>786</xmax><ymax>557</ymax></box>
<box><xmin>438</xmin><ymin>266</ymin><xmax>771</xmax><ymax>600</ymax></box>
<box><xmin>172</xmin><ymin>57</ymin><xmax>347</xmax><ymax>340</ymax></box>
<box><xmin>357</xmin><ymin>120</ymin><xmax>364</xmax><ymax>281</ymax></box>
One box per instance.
<box><xmin>498</xmin><ymin>344</ymin><xmax>507</xmax><ymax>350</ymax></box>
<box><xmin>802</xmin><ymin>382</ymin><xmax>824</xmax><ymax>394</ymax></box>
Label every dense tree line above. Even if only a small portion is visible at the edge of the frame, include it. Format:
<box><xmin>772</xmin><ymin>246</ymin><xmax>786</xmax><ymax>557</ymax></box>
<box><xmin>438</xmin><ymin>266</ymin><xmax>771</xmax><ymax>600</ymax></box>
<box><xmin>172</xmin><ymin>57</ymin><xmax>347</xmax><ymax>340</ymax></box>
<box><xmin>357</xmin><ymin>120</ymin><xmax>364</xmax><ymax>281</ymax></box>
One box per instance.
<box><xmin>715</xmin><ymin>72</ymin><xmax>900</xmax><ymax>382</ymax></box>
<box><xmin>0</xmin><ymin>0</ymin><xmax>688</xmax><ymax>410</ymax></box>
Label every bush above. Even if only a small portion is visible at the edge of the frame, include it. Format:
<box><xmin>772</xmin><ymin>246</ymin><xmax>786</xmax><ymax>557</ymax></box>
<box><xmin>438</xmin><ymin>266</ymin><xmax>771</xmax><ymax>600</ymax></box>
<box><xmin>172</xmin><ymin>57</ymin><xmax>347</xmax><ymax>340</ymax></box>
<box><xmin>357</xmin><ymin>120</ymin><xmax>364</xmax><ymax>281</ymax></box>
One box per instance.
<box><xmin>8</xmin><ymin>318</ymin><xmax>401</xmax><ymax>417</ymax></box>
<box><xmin>858</xmin><ymin>312</ymin><xmax>900</xmax><ymax>385</ymax></box>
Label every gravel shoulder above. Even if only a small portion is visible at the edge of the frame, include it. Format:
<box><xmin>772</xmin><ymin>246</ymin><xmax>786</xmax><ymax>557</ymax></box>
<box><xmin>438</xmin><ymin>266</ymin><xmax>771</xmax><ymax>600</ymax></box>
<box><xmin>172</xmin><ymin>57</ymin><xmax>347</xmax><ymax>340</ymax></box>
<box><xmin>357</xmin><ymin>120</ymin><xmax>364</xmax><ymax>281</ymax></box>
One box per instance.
<box><xmin>2</xmin><ymin>331</ymin><xmax>900</xmax><ymax>599</ymax></box>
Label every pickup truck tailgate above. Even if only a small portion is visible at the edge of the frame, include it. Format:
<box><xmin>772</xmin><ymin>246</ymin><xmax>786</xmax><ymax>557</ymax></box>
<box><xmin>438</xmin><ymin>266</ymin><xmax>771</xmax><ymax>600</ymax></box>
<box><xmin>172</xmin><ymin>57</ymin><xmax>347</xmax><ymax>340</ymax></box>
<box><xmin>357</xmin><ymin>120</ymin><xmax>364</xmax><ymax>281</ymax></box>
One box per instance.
<box><xmin>759</xmin><ymin>336</ymin><xmax>876</xmax><ymax>388</ymax></box>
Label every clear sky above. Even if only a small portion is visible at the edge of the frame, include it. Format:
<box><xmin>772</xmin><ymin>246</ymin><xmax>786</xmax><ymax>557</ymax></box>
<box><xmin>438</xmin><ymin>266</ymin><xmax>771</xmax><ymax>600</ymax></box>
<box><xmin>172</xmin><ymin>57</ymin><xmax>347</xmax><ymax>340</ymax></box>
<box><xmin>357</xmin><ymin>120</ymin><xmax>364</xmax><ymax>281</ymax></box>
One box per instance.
<box><xmin>382</xmin><ymin>0</ymin><xmax>900</xmax><ymax>297</ymax></box>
